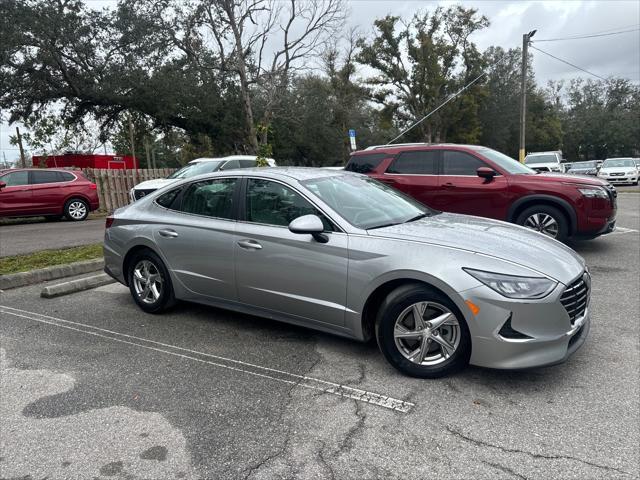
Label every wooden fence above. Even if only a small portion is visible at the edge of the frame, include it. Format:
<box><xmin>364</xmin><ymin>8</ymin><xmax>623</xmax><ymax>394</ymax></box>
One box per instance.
<box><xmin>83</xmin><ymin>168</ymin><xmax>176</xmax><ymax>212</ymax></box>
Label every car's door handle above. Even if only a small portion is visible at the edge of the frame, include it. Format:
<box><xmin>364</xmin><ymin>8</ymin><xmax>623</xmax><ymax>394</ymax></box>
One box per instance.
<box><xmin>443</xmin><ymin>182</ymin><xmax>456</xmax><ymax>188</ymax></box>
<box><xmin>237</xmin><ymin>239</ymin><xmax>263</xmax><ymax>250</ymax></box>
<box><xmin>158</xmin><ymin>229</ymin><xmax>179</xmax><ymax>238</ymax></box>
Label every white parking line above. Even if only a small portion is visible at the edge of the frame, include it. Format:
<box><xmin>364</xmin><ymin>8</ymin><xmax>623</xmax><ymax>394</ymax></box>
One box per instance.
<box><xmin>610</xmin><ymin>226</ymin><xmax>639</xmax><ymax>235</ymax></box>
<box><xmin>0</xmin><ymin>305</ymin><xmax>414</xmax><ymax>413</ymax></box>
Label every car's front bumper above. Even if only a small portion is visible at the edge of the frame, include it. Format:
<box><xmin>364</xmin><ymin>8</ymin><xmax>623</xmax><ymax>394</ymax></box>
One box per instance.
<box><xmin>461</xmin><ymin>280</ymin><xmax>590</xmax><ymax>369</ymax></box>
<box><xmin>599</xmin><ymin>176</ymin><xmax>638</xmax><ymax>184</ymax></box>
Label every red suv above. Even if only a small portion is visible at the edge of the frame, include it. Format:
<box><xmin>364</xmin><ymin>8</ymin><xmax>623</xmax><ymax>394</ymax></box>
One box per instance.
<box><xmin>346</xmin><ymin>144</ymin><xmax>616</xmax><ymax>242</ymax></box>
<box><xmin>0</xmin><ymin>168</ymin><xmax>99</xmax><ymax>221</ymax></box>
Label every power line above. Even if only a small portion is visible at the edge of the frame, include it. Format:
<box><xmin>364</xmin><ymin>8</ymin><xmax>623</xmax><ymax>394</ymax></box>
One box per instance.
<box><xmin>533</xmin><ymin>27</ymin><xmax>640</xmax><ymax>42</ymax></box>
<box><xmin>529</xmin><ymin>45</ymin><xmax>608</xmax><ymax>81</ymax></box>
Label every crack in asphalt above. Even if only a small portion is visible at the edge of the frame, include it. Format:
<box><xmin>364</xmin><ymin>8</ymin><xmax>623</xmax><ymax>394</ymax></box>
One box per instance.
<box><xmin>481</xmin><ymin>460</ymin><xmax>528</xmax><ymax>480</ymax></box>
<box><xmin>317</xmin><ymin>440</ymin><xmax>337</xmax><ymax>480</ymax></box>
<box><xmin>336</xmin><ymin>399</ymin><xmax>367</xmax><ymax>454</ymax></box>
<box><xmin>446</xmin><ymin>425</ymin><xmax>632</xmax><ymax>476</ymax></box>
<box><xmin>241</xmin><ymin>354</ymin><xmax>323</xmax><ymax>480</ymax></box>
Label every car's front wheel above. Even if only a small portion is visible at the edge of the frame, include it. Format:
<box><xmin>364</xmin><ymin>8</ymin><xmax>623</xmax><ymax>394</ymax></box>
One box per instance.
<box><xmin>516</xmin><ymin>204</ymin><xmax>569</xmax><ymax>242</ymax></box>
<box><xmin>376</xmin><ymin>284</ymin><xmax>471</xmax><ymax>378</ymax></box>
<box><xmin>64</xmin><ymin>198</ymin><xmax>89</xmax><ymax>221</ymax></box>
<box><xmin>127</xmin><ymin>250</ymin><xmax>175</xmax><ymax>313</ymax></box>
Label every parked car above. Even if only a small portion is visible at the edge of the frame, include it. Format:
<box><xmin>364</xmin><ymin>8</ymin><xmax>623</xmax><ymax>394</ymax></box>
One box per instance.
<box><xmin>104</xmin><ymin>168</ymin><xmax>590</xmax><ymax>378</ymax></box>
<box><xmin>0</xmin><ymin>168</ymin><xmax>99</xmax><ymax>221</ymax></box>
<box><xmin>130</xmin><ymin>155</ymin><xmax>276</xmax><ymax>201</ymax></box>
<box><xmin>597</xmin><ymin>158</ymin><xmax>639</xmax><ymax>185</ymax></box>
<box><xmin>567</xmin><ymin>161</ymin><xmax>599</xmax><ymax>176</ymax></box>
<box><xmin>346</xmin><ymin>143</ymin><xmax>616</xmax><ymax>242</ymax></box>
<box><xmin>524</xmin><ymin>151</ymin><xmax>564</xmax><ymax>173</ymax></box>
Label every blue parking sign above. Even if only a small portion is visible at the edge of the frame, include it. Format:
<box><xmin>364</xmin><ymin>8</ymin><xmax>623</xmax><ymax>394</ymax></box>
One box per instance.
<box><xmin>348</xmin><ymin>129</ymin><xmax>356</xmax><ymax>138</ymax></box>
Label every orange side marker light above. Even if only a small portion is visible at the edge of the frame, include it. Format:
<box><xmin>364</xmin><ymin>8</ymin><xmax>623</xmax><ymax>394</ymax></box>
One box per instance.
<box><xmin>465</xmin><ymin>300</ymin><xmax>480</xmax><ymax>316</ymax></box>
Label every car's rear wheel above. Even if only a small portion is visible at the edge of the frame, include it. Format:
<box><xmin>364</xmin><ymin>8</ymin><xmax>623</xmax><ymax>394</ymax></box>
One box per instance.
<box><xmin>376</xmin><ymin>284</ymin><xmax>471</xmax><ymax>378</ymax></box>
<box><xmin>127</xmin><ymin>250</ymin><xmax>175</xmax><ymax>313</ymax></box>
<box><xmin>516</xmin><ymin>204</ymin><xmax>569</xmax><ymax>242</ymax></box>
<box><xmin>64</xmin><ymin>198</ymin><xmax>89</xmax><ymax>221</ymax></box>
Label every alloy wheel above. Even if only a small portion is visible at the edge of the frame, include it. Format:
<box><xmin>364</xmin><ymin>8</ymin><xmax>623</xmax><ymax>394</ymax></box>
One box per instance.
<box><xmin>68</xmin><ymin>201</ymin><xmax>87</xmax><ymax>220</ymax></box>
<box><xmin>523</xmin><ymin>213</ymin><xmax>559</xmax><ymax>238</ymax></box>
<box><xmin>132</xmin><ymin>259</ymin><xmax>163</xmax><ymax>304</ymax></box>
<box><xmin>393</xmin><ymin>301</ymin><xmax>461</xmax><ymax>366</ymax></box>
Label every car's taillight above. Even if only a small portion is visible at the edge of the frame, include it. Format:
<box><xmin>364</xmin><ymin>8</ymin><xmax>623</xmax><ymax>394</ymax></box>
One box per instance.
<box><xmin>105</xmin><ymin>217</ymin><xmax>114</xmax><ymax>229</ymax></box>
<box><xmin>90</xmin><ymin>183</ymin><xmax>97</xmax><ymax>190</ymax></box>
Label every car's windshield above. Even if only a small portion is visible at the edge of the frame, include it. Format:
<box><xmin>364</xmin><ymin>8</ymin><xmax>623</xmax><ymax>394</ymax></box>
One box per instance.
<box><xmin>571</xmin><ymin>161</ymin><xmax>597</xmax><ymax>168</ymax></box>
<box><xmin>524</xmin><ymin>154</ymin><xmax>558</xmax><ymax>165</ymax></box>
<box><xmin>602</xmin><ymin>158</ymin><xmax>635</xmax><ymax>168</ymax></box>
<box><xmin>475</xmin><ymin>148</ymin><xmax>535</xmax><ymax>174</ymax></box>
<box><xmin>303</xmin><ymin>174</ymin><xmax>437</xmax><ymax>230</ymax></box>
<box><xmin>167</xmin><ymin>161</ymin><xmax>224</xmax><ymax>179</ymax></box>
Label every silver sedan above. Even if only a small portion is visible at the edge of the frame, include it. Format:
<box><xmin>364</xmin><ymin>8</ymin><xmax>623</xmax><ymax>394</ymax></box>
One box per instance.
<box><xmin>103</xmin><ymin>168</ymin><xmax>590</xmax><ymax>377</ymax></box>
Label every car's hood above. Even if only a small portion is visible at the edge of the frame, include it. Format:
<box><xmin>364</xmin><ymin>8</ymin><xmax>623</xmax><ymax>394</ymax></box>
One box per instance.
<box><xmin>530</xmin><ymin>172</ymin><xmax>608</xmax><ymax>186</ymax></box>
<box><xmin>133</xmin><ymin>178</ymin><xmax>176</xmax><ymax>190</ymax></box>
<box><xmin>369</xmin><ymin>213</ymin><xmax>584</xmax><ymax>283</ymax></box>
<box><xmin>599</xmin><ymin>167</ymin><xmax>637</xmax><ymax>174</ymax></box>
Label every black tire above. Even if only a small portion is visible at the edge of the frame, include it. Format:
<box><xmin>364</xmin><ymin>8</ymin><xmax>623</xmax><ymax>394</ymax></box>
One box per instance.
<box><xmin>375</xmin><ymin>284</ymin><xmax>471</xmax><ymax>378</ymax></box>
<box><xmin>515</xmin><ymin>204</ymin><xmax>569</xmax><ymax>242</ymax></box>
<box><xmin>127</xmin><ymin>249</ymin><xmax>175</xmax><ymax>314</ymax></box>
<box><xmin>64</xmin><ymin>198</ymin><xmax>89</xmax><ymax>221</ymax></box>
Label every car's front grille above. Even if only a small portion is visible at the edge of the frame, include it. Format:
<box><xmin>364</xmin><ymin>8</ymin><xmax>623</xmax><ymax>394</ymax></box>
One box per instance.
<box><xmin>610</xmin><ymin>172</ymin><xmax>624</xmax><ymax>176</ymax></box>
<box><xmin>560</xmin><ymin>273</ymin><xmax>590</xmax><ymax>325</ymax></box>
<box><xmin>133</xmin><ymin>189</ymin><xmax>156</xmax><ymax>201</ymax></box>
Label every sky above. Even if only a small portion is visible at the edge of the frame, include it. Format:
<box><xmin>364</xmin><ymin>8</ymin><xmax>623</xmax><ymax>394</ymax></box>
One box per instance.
<box><xmin>2</xmin><ymin>0</ymin><xmax>639</xmax><ymax>162</ymax></box>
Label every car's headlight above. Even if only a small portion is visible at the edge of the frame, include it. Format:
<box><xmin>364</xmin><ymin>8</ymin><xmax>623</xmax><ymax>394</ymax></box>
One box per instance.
<box><xmin>626</xmin><ymin>171</ymin><xmax>637</xmax><ymax>175</ymax></box>
<box><xmin>463</xmin><ymin>268</ymin><xmax>557</xmax><ymax>299</ymax></box>
<box><xmin>578</xmin><ymin>187</ymin><xmax>609</xmax><ymax>199</ymax></box>
<box><xmin>598</xmin><ymin>172</ymin><xmax>607</xmax><ymax>176</ymax></box>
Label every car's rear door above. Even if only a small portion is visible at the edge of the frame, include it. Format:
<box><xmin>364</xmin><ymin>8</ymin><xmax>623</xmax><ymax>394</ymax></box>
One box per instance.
<box><xmin>0</xmin><ymin>171</ymin><xmax>33</xmax><ymax>215</ymax></box>
<box><xmin>234</xmin><ymin>177</ymin><xmax>348</xmax><ymax>327</ymax></box>
<box><xmin>435</xmin><ymin>149</ymin><xmax>510</xmax><ymax>219</ymax></box>
<box><xmin>29</xmin><ymin>170</ymin><xmax>67</xmax><ymax>213</ymax></box>
<box><xmin>376</xmin><ymin>150</ymin><xmax>440</xmax><ymax>208</ymax></box>
<box><xmin>152</xmin><ymin>177</ymin><xmax>239</xmax><ymax>301</ymax></box>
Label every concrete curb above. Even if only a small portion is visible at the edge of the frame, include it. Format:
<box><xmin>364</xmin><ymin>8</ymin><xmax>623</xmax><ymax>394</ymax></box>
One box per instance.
<box><xmin>0</xmin><ymin>258</ymin><xmax>104</xmax><ymax>290</ymax></box>
<box><xmin>41</xmin><ymin>273</ymin><xmax>115</xmax><ymax>298</ymax></box>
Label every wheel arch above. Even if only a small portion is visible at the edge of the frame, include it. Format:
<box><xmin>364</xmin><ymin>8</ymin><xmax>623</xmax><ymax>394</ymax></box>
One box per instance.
<box><xmin>62</xmin><ymin>194</ymin><xmax>92</xmax><ymax>215</ymax></box>
<box><xmin>122</xmin><ymin>243</ymin><xmax>161</xmax><ymax>286</ymax></box>
<box><xmin>359</xmin><ymin>273</ymin><xmax>472</xmax><ymax>342</ymax></box>
<box><xmin>507</xmin><ymin>195</ymin><xmax>577</xmax><ymax>235</ymax></box>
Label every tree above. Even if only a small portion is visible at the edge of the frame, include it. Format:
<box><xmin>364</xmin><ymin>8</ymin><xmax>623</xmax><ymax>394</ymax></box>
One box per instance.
<box><xmin>357</xmin><ymin>7</ymin><xmax>489</xmax><ymax>144</ymax></box>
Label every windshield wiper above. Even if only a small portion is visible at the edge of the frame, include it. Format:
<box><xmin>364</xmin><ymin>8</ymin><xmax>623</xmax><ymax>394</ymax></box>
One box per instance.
<box><xmin>404</xmin><ymin>213</ymin><xmax>430</xmax><ymax>223</ymax></box>
<box><xmin>367</xmin><ymin>222</ymin><xmax>400</xmax><ymax>230</ymax></box>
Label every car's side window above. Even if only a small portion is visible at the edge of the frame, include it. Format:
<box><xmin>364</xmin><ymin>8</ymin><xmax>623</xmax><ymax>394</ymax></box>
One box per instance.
<box><xmin>345</xmin><ymin>153</ymin><xmax>388</xmax><ymax>173</ymax></box>
<box><xmin>220</xmin><ymin>160</ymin><xmax>240</xmax><ymax>171</ymax></box>
<box><xmin>179</xmin><ymin>178</ymin><xmax>237</xmax><ymax>219</ymax></box>
<box><xmin>58</xmin><ymin>171</ymin><xmax>75</xmax><ymax>182</ymax></box>
<box><xmin>239</xmin><ymin>159</ymin><xmax>257</xmax><ymax>168</ymax></box>
<box><xmin>1</xmin><ymin>171</ymin><xmax>29</xmax><ymax>186</ymax></box>
<box><xmin>156</xmin><ymin>187</ymin><xmax>182</xmax><ymax>210</ymax></box>
<box><xmin>442</xmin><ymin>151</ymin><xmax>487</xmax><ymax>176</ymax></box>
<box><xmin>31</xmin><ymin>170</ymin><xmax>63</xmax><ymax>184</ymax></box>
<box><xmin>245</xmin><ymin>179</ymin><xmax>333</xmax><ymax>230</ymax></box>
<box><xmin>386</xmin><ymin>151</ymin><xmax>438</xmax><ymax>174</ymax></box>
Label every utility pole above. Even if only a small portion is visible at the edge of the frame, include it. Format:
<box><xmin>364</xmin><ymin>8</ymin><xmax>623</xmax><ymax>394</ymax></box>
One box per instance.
<box><xmin>128</xmin><ymin>115</ymin><xmax>136</xmax><ymax>161</ymax></box>
<box><xmin>519</xmin><ymin>29</ymin><xmax>536</xmax><ymax>163</ymax></box>
<box><xmin>15</xmin><ymin>127</ymin><xmax>26</xmax><ymax>168</ymax></box>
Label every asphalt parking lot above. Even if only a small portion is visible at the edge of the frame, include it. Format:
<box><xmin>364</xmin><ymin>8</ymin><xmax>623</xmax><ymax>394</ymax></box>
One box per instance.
<box><xmin>1</xmin><ymin>194</ymin><xmax>638</xmax><ymax>479</ymax></box>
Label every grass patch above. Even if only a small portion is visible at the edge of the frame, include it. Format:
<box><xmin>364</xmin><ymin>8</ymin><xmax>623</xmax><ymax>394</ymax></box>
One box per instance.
<box><xmin>0</xmin><ymin>243</ymin><xmax>103</xmax><ymax>275</ymax></box>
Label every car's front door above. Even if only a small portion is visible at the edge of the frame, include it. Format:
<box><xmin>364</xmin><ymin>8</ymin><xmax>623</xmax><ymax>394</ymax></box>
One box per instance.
<box><xmin>0</xmin><ymin>171</ymin><xmax>32</xmax><ymax>215</ymax></box>
<box><xmin>435</xmin><ymin>150</ymin><xmax>510</xmax><ymax>219</ymax></box>
<box><xmin>152</xmin><ymin>178</ymin><xmax>239</xmax><ymax>301</ymax></box>
<box><xmin>235</xmin><ymin>178</ymin><xmax>349</xmax><ymax>327</ymax></box>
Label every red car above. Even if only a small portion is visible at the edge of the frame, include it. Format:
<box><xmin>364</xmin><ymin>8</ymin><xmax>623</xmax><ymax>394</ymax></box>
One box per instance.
<box><xmin>0</xmin><ymin>168</ymin><xmax>99</xmax><ymax>221</ymax></box>
<box><xmin>346</xmin><ymin>144</ymin><xmax>616</xmax><ymax>242</ymax></box>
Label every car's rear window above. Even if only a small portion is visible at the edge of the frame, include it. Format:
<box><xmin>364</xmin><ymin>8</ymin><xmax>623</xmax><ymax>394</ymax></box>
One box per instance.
<box><xmin>345</xmin><ymin>153</ymin><xmax>388</xmax><ymax>173</ymax></box>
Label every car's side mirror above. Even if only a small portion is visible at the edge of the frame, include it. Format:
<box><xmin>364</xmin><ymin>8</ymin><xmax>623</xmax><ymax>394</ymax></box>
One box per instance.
<box><xmin>0</xmin><ymin>181</ymin><xmax>6</xmax><ymax>190</ymax></box>
<box><xmin>477</xmin><ymin>167</ymin><xmax>496</xmax><ymax>181</ymax></box>
<box><xmin>288</xmin><ymin>214</ymin><xmax>328</xmax><ymax>243</ymax></box>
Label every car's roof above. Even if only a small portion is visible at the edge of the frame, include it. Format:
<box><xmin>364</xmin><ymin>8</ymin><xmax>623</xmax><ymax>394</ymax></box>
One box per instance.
<box><xmin>189</xmin><ymin>155</ymin><xmax>276</xmax><ymax>164</ymax></box>
<box><xmin>0</xmin><ymin>167</ymin><xmax>78</xmax><ymax>172</ymax></box>
<box><xmin>186</xmin><ymin>166</ymin><xmax>355</xmax><ymax>183</ymax></box>
<box><xmin>355</xmin><ymin>143</ymin><xmax>486</xmax><ymax>154</ymax></box>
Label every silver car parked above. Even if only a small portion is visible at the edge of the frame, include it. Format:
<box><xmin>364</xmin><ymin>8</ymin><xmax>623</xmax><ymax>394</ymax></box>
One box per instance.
<box><xmin>104</xmin><ymin>168</ymin><xmax>590</xmax><ymax>377</ymax></box>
